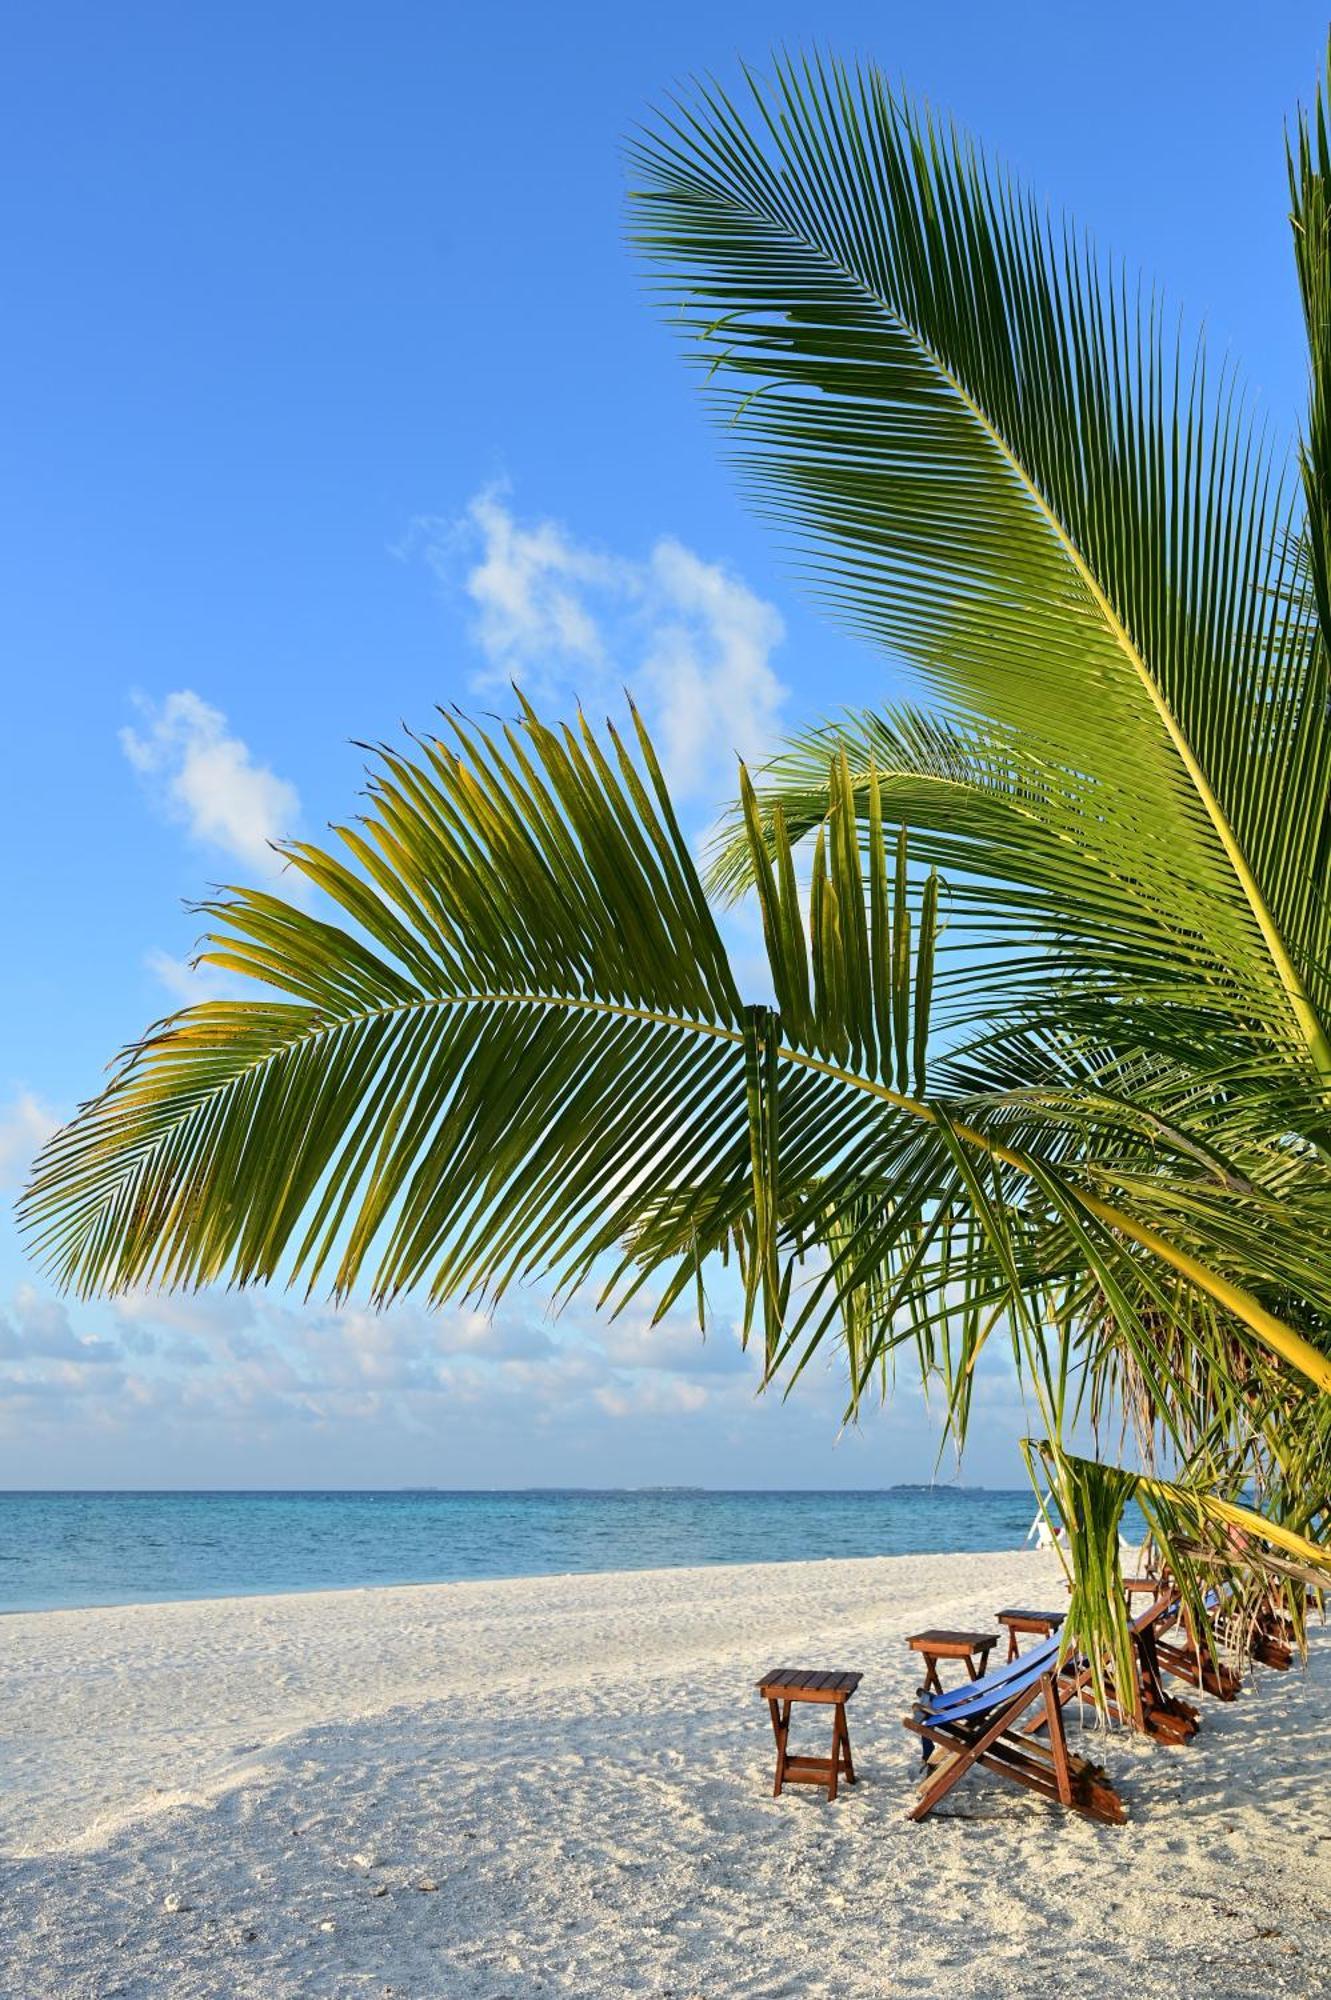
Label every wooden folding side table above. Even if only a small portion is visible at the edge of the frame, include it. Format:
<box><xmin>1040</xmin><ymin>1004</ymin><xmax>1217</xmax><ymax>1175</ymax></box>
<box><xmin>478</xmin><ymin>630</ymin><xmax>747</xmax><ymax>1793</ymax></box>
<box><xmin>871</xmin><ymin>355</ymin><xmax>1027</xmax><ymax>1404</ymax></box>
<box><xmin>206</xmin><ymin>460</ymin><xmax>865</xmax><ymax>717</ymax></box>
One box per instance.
<box><xmin>995</xmin><ymin>1607</ymin><xmax>1066</xmax><ymax>1661</ymax></box>
<box><xmin>756</xmin><ymin>1668</ymin><xmax>861</xmax><ymax>1800</ymax></box>
<box><xmin>905</xmin><ymin>1628</ymin><xmax>997</xmax><ymax>1694</ymax></box>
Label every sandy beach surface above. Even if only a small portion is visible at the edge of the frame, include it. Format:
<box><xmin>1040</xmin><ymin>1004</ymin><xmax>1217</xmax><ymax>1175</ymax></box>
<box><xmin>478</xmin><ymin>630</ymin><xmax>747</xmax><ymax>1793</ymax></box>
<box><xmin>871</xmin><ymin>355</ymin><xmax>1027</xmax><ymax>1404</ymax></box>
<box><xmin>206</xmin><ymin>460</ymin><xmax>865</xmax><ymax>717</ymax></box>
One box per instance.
<box><xmin>2</xmin><ymin>1549</ymin><xmax>1329</xmax><ymax>1998</ymax></box>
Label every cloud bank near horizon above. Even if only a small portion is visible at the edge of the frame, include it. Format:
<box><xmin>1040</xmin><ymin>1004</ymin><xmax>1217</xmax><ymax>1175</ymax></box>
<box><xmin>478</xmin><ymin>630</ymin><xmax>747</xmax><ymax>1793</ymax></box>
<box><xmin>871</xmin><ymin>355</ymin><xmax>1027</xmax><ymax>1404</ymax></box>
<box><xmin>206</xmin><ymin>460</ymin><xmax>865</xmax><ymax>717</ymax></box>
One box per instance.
<box><xmin>0</xmin><ymin>1269</ymin><xmax>1035</xmax><ymax>1489</ymax></box>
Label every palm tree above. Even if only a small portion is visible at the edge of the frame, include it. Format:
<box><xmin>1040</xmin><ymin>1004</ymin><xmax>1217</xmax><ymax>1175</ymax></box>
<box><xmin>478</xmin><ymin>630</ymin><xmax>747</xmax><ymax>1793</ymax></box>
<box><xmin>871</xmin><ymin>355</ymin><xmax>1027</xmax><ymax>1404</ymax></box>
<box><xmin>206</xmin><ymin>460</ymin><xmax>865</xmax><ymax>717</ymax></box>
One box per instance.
<box><xmin>624</xmin><ymin>49</ymin><xmax>1331</xmax><ymax>1675</ymax></box>
<box><xmin>21</xmin><ymin>52</ymin><xmax>1331</xmax><ymax>1698</ymax></box>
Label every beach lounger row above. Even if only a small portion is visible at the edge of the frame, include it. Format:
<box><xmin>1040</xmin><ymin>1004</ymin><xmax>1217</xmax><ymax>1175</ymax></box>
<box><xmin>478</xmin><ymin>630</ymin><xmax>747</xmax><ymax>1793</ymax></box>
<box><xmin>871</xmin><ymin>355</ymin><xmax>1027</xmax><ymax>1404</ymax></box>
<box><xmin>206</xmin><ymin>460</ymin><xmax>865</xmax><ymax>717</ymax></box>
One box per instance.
<box><xmin>904</xmin><ymin>1580</ymin><xmax>1298</xmax><ymax>1823</ymax></box>
<box><xmin>760</xmin><ymin>1574</ymin><xmax>1312</xmax><ymax>1823</ymax></box>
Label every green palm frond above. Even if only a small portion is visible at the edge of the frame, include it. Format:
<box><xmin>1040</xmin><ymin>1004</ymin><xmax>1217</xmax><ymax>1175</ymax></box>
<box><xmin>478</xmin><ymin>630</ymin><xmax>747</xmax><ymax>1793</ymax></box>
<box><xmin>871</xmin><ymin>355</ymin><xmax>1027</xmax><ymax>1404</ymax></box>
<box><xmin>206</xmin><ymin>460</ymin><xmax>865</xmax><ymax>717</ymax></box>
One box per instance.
<box><xmin>631</xmin><ymin>53</ymin><xmax>1331</xmax><ymax>1081</ymax></box>
<box><xmin>711</xmin><ymin>712</ymin><xmax>1331</xmax><ymax>1149</ymax></box>
<box><xmin>24</xmin><ymin>703</ymin><xmax>749</xmax><ymax>1306</ymax></box>
<box><xmin>20</xmin><ymin>705</ymin><xmax>946</xmax><ymax>1348</ymax></box>
<box><xmin>1291</xmin><ymin>68</ymin><xmax>1331</xmax><ymax>656</ymax></box>
<box><xmin>22</xmin><ymin>698</ymin><xmax>1331</xmax><ymax>1416</ymax></box>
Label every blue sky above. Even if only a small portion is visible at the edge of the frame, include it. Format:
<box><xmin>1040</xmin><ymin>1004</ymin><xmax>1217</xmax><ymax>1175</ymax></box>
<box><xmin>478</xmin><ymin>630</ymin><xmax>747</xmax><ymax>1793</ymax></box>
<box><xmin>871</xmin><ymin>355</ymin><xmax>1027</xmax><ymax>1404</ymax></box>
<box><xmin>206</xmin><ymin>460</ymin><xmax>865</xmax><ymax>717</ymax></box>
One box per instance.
<box><xmin>2</xmin><ymin>2</ymin><xmax>1327</xmax><ymax>1488</ymax></box>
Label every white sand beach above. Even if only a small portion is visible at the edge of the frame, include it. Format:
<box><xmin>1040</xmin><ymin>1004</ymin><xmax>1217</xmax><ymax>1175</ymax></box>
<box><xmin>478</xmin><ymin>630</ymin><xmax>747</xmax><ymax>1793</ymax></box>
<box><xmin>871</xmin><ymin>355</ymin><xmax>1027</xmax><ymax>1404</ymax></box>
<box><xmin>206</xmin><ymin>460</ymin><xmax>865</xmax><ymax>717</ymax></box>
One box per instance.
<box><xmin>3</xmin><ymin>1549</ymin><xmax>1329</xmax><ymax>1999</ymax></box>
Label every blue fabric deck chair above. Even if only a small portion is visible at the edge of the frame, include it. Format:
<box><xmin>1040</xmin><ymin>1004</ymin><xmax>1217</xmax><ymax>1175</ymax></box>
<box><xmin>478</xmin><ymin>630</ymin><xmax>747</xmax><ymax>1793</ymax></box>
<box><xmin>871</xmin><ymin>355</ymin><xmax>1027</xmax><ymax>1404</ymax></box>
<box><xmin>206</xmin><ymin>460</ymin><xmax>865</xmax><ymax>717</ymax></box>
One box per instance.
<box><xmin>903</xmin><ymin>1629</ymin><xmax>1127</xmax><ymax>1825</ymax></box>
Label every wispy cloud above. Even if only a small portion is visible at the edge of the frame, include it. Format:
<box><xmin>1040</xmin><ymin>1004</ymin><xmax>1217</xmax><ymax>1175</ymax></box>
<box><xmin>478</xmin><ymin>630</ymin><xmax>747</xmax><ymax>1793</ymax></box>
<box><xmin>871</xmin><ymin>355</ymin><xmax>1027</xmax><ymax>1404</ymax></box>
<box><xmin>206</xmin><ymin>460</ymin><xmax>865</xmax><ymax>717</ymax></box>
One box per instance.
<box><xmin>593</xmin><ymin>1374</ymin><xmax>711</xmax><ymax>1419</ymax></box>
<box><xmin>406</xmin><ymin>486</ymin><xmax>787</xmax><ymax>808</ymax></box>
<box><xmin>0</xmin><ymin>1090</ymin><xmax>58</xmax><ymax>1190</ymax></box>
<box><xmin>121</xmin><ymin>690</ymin><xmax>300</xmax><ymax>882</ymax></box>
<box><xmin>639</xmin><ymin>536</ymin><xmax>786</xmax><ymax>808</ymax></box>
<box><xmin>6</xmin><ymin>1285</ymin><xmax>759</xmax><ymax>1438</ymax></box>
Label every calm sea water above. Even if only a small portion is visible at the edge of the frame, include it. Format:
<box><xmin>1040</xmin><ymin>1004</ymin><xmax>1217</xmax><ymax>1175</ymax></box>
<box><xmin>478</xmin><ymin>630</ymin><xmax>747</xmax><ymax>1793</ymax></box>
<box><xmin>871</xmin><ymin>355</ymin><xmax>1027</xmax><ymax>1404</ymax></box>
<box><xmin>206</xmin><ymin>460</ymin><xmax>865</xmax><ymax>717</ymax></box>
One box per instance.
<box><xmin>0</xmin><ymin>1487</ymin><xmax>1048</xmax><ymax>1614</ymax></box>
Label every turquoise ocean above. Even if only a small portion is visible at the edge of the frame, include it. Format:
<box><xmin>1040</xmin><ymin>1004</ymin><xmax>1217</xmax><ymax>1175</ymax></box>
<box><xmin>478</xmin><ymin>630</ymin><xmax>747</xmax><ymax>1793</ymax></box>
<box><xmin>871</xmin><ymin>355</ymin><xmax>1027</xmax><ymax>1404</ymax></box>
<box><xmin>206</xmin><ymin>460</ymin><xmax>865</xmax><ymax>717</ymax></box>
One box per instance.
<box><xmin>0</xmin><ymin>1488</ymin><xmax>1052</xmax><ymax>1614</ymax></box>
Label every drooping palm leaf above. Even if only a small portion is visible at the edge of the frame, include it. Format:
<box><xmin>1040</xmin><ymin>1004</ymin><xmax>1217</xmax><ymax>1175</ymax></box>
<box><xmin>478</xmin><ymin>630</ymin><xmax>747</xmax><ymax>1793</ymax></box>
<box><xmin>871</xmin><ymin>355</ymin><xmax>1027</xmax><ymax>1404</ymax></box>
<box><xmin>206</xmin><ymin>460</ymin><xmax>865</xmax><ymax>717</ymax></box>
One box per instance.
<box><xmin>21</xmin><ymin>699</ymin><xmax>1331</xmax><ymax>1405</ymax></box>
<box><xmin>19</xmin><ymin>705</ymin><xmax>947</xmax><ymax>1339</ymax></box>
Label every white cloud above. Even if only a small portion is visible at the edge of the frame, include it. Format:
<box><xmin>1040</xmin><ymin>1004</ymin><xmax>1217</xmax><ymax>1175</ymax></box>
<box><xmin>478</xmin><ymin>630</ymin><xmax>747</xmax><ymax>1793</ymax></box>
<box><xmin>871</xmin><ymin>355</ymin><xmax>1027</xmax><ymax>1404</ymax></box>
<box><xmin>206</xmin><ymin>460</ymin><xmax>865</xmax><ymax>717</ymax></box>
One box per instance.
<box><xmin>640</xmin><ymin>537</ymin><xmax>786</xmax><ymax>801</ymax></box>
<box><xmin>594</xmin><ymin>1375</ymin><xmax>710</xmax><ymax>1419</ymax></box>
<box><xmin>597</xmin><ymin>1308</ymin><xmax>753</xmax><ymax>1378</ymax></box>
<box><xmin>0</xmin><ymin>1270</ymin><xmax>1039</xmax><ymax>1483</ymax></box>
<box><xmin>121</xmin><ymin>690</ymin><xmax>300</xmax><ymax>881</ymax></box>
<box><xmin>460</xmin><ymin>488</ymin><xmax>620</xmax><ymax>669</ymax></box>
<box><xmin>412</xmin><ymin>488</ymin><xmax>787</xmax><ymax>807</ymax></box>
<box><xmin>111</xmin><ymin>1290</ymin><xmax>256</xmax><ymax>1344</ymax></box>
<box><xmin>143</xmin><ymin>949</ymin><xmax>205</xmax><ymax>1006</ymax></box>
<box><xmin>0</xmin><ymin>1090</ymin><xmax>58</xmax><ymax>1190</ymax></box>
<box><xmin>54</xmin><ymin>1285</ymin><xmax>750</xmax><ymax>1435</ymax></box>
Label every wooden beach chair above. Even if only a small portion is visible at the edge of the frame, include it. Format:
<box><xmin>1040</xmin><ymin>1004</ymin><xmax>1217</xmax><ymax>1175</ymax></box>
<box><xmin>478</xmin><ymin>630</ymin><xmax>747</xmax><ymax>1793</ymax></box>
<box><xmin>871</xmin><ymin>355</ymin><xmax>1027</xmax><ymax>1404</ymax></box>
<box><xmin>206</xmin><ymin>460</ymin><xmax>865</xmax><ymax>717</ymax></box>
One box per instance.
<box><xmin>1067</xmin><ymin>1570</ymin><xmax>1239</xmax><ymax>1703</ymax></box>
<box><xmin>1151</xmin><ymin>1589</ymin><xmax>1242</xmax><ymax>1701</ymax></box>
<box><xmin>1038</xmin><ymin>1591</ymin><xmax>1200</xmax><ymax>1744</ymax></box>
<box><xmin>1214</xmin><ymin>1581</ymin><xmax>1307</xmax><ymax>1671</ymax></box>
<box><xmin>1125</xmin><ymin>1568</ymin><xmax>1287</xmax><ymax>1690</ymax></box>
<box><xmin>903</xmin><ymin>1631</ymin><xmax>1126</xmax><ymax>1825</ymax></box>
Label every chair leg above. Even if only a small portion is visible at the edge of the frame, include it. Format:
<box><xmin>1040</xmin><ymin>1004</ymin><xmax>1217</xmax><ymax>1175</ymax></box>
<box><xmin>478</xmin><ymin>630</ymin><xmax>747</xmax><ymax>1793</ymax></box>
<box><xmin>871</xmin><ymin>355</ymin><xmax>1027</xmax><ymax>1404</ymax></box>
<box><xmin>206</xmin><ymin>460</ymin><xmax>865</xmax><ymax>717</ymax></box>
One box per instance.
<box><xmin>768</xmin><ymin>1697</ymin><xmax>790</xmax><ymax>1797</ymax></box>
<box><xmin>1043</xmin><ymin>1676</ymin><xmax>1074</xmax><ymax>1806</ymax></box>
<box><xmin>833</xmin><ymin>1701</ymin><xmax>855</xmax><ymax>1790</ymax></box>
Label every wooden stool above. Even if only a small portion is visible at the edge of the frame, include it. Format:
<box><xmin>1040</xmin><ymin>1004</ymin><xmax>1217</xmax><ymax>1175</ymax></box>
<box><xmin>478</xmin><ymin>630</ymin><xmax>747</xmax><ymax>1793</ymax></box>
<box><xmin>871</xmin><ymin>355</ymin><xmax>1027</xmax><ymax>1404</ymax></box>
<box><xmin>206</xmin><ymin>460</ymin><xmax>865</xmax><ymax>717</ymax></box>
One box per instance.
<box><xmin>905</xmin><ymin>1628</ymin><xmax>997</xmax><ymax>1694</ymax></box>
<box><xmin>756</xmin><ymin>1668</ymin><xmax>861</xmax><ymax>1800</ymax></box>
<box><xmin>996</xmin><ymin>1607</ymin><xmax>1066</xmax><ymax>1661</ymax></box>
